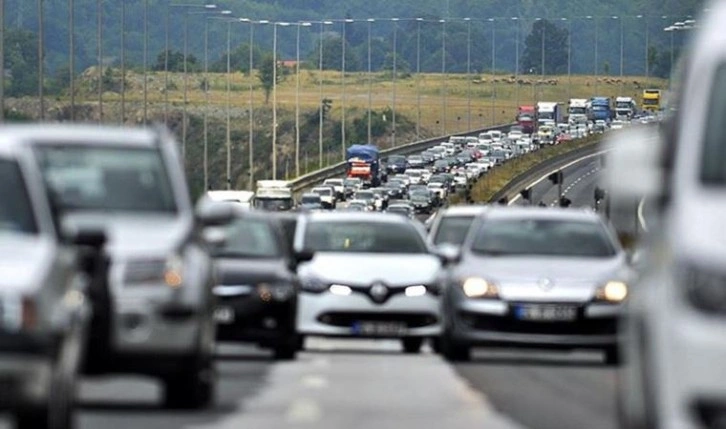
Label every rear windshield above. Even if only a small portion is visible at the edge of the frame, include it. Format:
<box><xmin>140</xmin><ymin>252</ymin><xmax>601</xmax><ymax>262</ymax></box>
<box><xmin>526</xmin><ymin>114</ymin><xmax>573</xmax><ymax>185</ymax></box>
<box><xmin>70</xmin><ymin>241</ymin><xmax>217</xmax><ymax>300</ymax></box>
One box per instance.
<box><xmin>470</xmin><ymin>219</ymin><xmax>617</xmax><ymax>258</ymax></box>
<box><xmin>304</xmin><ymin>220</ymin><xmax>426</xmax><ymax>254</ymax></box>
<box><xmin>0</xmin><ymin>159</ymin><xmax>38</xmax><ymax>234</ymax></box>
<box><xmin>432</xmin><ymin>215</ymin><xmax>475</xmax><ymax>246</ymax></box>
<box><xmin>216</xmin><ymin>218</ymin><xmax>280</xmax><ymax>258</ymax></box>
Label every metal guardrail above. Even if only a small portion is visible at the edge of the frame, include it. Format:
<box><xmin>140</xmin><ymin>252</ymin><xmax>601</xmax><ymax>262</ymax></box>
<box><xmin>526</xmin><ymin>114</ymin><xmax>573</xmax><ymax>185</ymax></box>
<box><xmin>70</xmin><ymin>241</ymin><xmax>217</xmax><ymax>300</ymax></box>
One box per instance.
<box><xmin>488</xmin><ymin>140</ymin><xmax>603</xmax><ymax>204</ymax></box>
<box><xmin>289</xmin><ymin>123</ymin><xmax>517</xmax><ymax>195</ymax></box>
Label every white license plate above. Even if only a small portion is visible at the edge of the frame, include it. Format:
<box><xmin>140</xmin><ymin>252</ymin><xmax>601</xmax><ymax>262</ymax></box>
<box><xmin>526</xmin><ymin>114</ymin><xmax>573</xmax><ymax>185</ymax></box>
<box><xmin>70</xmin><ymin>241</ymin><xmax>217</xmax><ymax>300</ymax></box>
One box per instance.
<box><xmin>514</xmin><ymin>304</ymin><xmax>577</xmax><ymax>322</ymax></box>
<box><xmin>214</xmin><ymin>307</ymin><xmax>235</xmax><ymax>324</ymax></box>
<box><xmin>353</xmin><ymin>321</ymin><xmax>407</xmax><ymax>337</ymax></box>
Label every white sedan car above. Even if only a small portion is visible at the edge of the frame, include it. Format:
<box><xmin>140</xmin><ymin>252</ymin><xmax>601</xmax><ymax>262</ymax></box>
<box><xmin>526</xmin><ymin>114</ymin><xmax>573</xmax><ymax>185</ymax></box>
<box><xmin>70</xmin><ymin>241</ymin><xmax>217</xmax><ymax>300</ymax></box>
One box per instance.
<box><xmin>294</xmin><ymin>213</ymin><xmax>444</xmax><ymax>353</ymax></box>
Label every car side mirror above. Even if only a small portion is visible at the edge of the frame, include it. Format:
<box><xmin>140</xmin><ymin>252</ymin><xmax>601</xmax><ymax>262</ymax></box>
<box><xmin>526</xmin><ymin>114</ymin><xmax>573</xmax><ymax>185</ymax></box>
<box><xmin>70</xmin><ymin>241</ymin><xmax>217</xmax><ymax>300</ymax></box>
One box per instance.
<box><xmin>202</xmin><ymin>226</ymin><xmax>227</xmax><ymax>249</ymax></box>
<box><xmin>434</xmin><ymin>244</ymin><xmax>461</xmax><ymax>266</ymax></box>
<box><xmin>289</xmin><ymin>249</ymin><xmax>315</xmax><ymax>271</ymax></box>
<box><xmin>196</xmin><ymin>200</ymin><xmax>236</xmax><ymax>226</ymax></box>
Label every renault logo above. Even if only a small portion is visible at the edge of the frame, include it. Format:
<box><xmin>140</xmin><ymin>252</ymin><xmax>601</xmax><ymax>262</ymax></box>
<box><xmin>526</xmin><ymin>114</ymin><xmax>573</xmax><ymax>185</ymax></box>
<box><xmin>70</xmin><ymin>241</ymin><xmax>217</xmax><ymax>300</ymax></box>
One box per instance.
<box><xmin>538</xmin><ymin>278</ymin><xmax>555</xmax><ymax>291</ymax></box>
<box><xmin>369</xmin><ymin>282</ymin><xmax>389</xmax><ymax>303</ymax></box>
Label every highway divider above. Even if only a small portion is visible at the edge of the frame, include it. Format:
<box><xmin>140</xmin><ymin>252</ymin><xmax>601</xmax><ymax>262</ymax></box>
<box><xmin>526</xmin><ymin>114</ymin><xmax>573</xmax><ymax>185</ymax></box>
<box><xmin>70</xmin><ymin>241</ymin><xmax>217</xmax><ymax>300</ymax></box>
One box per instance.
<box><xmin>289</xmin><ymin>123</ymin><xmax>516</xmax><ymax>196</ymax></box>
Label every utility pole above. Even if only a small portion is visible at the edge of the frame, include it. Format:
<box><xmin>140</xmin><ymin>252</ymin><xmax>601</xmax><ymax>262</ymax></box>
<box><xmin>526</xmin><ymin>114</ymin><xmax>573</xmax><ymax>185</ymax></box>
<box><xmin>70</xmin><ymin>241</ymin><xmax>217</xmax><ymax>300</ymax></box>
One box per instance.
<box><xmin>38</xmin><ymin>0</ymin><xmax>44</xmax><ymax>121</ymax></box>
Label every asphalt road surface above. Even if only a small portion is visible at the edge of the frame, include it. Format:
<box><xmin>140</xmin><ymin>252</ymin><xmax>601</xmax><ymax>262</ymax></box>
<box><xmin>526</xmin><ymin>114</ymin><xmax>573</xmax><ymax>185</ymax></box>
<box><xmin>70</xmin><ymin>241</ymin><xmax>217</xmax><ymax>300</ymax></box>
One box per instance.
<box><xmin>0</xmin><ymin>158</ymin><xmax>646</xmax><ymax>429</ymax></box>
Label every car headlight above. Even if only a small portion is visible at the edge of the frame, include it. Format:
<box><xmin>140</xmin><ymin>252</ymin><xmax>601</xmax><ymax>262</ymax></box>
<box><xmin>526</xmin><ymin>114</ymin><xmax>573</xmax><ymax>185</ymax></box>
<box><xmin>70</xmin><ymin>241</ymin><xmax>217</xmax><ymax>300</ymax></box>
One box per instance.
<box><xmin>124</xmin><ymin>254</ymin><xmax>184</xmax><ymax>289</ymax></box>
<box><xmin>461</xmin><ymin>278</ymin><xmax>499</xmax><ymax>299</ymax></box>
<box><xmin>594</xmin><ymin>281</ymin><xmax>628</xmax><ymax>303</ymax></box>
<box><xmin>684</xmin><ymin>266</ymin><xmax>726</xmax><ymax>314</ymax></box>
<box><xmin>300</xmin><ymin>277</ymin><xmax>329</xmax><ymax>293</ymax></box>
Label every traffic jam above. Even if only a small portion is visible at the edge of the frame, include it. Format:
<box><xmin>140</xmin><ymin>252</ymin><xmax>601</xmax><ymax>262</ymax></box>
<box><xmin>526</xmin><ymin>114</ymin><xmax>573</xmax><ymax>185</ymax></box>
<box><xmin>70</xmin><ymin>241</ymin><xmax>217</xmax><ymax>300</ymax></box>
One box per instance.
<box><xmin>0</xmin><ymin>87</ymin><xmax>674</xmax><ymax>429</ymax></box>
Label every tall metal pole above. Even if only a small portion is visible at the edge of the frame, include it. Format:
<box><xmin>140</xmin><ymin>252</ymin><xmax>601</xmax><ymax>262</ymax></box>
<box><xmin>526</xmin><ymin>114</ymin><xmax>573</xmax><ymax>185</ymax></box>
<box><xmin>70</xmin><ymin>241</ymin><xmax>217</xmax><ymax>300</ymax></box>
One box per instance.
<box><xmin>164</xmin><ymin>3</ymin><xmax>169</xmax><ymax>124</ymax></box>
<box><xmin>367</xmin><ymin>18</ymin><xmax>373</xmax><ymax>144</ymax></box>
<box><xmin>341</xmin><ymin>19</ymin><xmax>351</xmax><ymax>160</ymax></box>
<box><xmin>183</xmin><ymin>11</ymin><xmax>189</xmax><ymax>159</ymax></box>
<box><xmin>619</xmin><ymin>17</ymin><xmax>624</xmax><ymax>76</ymax></box>
<box><xmin>392</xmin><ymin>18</ymin><xmax>398</xmax><ymax>146</ymax></box>
<box><xmin>120</xmin><ymin>0</ymin><xmax>126</xmax><ymax>124</ymax></box>
<box><xmin>416</xmin><ymin>18</ymin><xmax>422</xmax><ymax>140</ymax></box>
<box><xmin>295</xmin><ymin>23</ymin><xmax>301</xmax><ymax>177</ymax></box>
<box><xmin>272</xmin><ymin>22</ymin><xmax>278</xmax><ymax>180</ymax></box>
<box><xmin>97</xmin><ymin>0</ymin><xmax>102</xmax><ymax>122</ymax></box>
<box><xmin>594</xmin><ymin>16</ymin><xmax>599</xmax><ymax>93</ymax></box>
<box><xmin>143</xmin><ymin>0</ymin><xmax>148</xmax><ymax>123</ymax></box>
<box><xmin>0</xmin><ymin>0</ymin><xmax>4</xmax><ymax>123</ymax></box>
<box><xmin>318</xmin><ymin>21</ymin><xmax>324</xmax><ymax>168</ymax></box>
<box><xmin>248</xmin><ymin>21</ymin><xmax>256</xmax><ymax>189</ymax></box>
<box><xmin>37</xmin><ymin>0</ymin><xmax>44</xmax><ymax>121</ymax></box>
<box><xmin>490</xmin><ymin>18</ymin><xmax>495</xmax><ymax>126</ymax></box>
<box><xmin>466</xmin><ymin>18</ymin><xmax>471</xmax><ymax>131</ymax></box>
<box><xmin>644</xmin><ymin>16</ymin><xmax>649</xmax><ymax>78</ymax></box>
<box><xmin>68</xmin><ymin>0</ymin><xmax>74</xmax><ymax>121</ymax></box>
<box><xmin>441</xmin><ymin>19</ymin><xmax>446</xmax><ymax>135</ymax></box>
<box><xmin>203</xmin><ymin>18</ymin><xmax>209</xmax><ymax>190</ymax></box>
<box><xmin>540</xmin><ymin>19</ymin><xmax>545</xmax><ymax>78</ymax></box>
<box><xmin>514</xmin><ymin>16</ymin><xmax>520</xmax><ymax>110</ymax></box>
<box><xmin>226</xmin><ymin>21</ymin><xmax>231</xmax><ymax>189</ymax></box>
<box><xmin>566</xmin><ymin>18</ymin><xmax>571</xmax><ymax>99</ymax></box>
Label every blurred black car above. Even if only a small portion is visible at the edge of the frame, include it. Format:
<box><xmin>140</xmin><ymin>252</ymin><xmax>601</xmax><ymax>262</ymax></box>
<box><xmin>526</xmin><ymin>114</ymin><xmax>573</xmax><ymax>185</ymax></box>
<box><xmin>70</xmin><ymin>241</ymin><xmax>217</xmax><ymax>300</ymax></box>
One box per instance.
<box><xmin>299</xmin><ymin>193</ymin><xmax>324</xmax><ymax>211</ymax></box>
<box><xmin>386</xmin><ymin>155</ymin><xmax>407</xmax><ymax>174</ymax></box>
<box><xmin>212</xmin><ymin>210</ymin><xmax>310</xmax><ymax>360</ymax></box>
<box><xmin>433</xmin><ymin>160</ymin><xmax>450</xmax><ymax>173</ymax></box>
<box><xmin>410</xmin><ymin>191</ymin><xmax>434</xmax><ymax>214</ymax></box>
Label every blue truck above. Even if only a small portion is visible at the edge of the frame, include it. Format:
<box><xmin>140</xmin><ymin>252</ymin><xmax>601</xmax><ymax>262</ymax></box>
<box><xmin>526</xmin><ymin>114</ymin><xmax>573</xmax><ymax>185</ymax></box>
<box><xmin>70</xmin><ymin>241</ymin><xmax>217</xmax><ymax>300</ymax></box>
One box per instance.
<box><xmin>346</xmin><ymin>144</ymin><xmax>381</xmax><ymax>187</ymax></box>
<box><xmin>589</xmin><ymin>97</ymin><xmax>614</xmax><ymax>122</ymax></box>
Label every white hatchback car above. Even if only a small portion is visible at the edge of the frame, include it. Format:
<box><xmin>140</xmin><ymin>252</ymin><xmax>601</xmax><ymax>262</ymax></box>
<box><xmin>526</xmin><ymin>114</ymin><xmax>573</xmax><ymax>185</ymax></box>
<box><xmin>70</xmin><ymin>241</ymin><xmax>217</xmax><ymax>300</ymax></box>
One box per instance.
<box><xmin>294</xmin><ymin>213</ymin><xmax>444</xmax><ymax>353</ymax></box>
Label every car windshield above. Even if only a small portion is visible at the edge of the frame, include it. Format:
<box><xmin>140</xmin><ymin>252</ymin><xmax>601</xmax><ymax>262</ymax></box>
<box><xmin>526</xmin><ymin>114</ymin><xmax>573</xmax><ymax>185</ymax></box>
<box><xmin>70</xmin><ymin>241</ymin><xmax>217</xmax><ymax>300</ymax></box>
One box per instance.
<box><xmin>388</xmin><ymin>155</ymin><xmax>405</xmax><ymax>163</ymax></box>
<box><xmin>344</xmin><ymin>179</ymin><xmax>361</xmax><ymax>186</ymax></box>
<box><xmin>216</xmin><ymin>218</ymin><xmax>280</xmax><ymax>258</ymax></box>
<box><xmin>325</xmin><ymin>180</ymin><xmax>343</xmax><ymax>186</ymax></box>
<box><xmin>433</xmin><ymin>215</ymin><xmax>475</xmax><ymax>245</ymax></box>
<box><xmin>314</xmin><ymin>188</ymin><xmax>332</xmax><ymax>196</ymax></box>
<box><xmin>0</xmin><ymin>159</ymin><xmax>38</xmax><ymax>235</ymax></box>
<box><xmin>387</xmin><ymin>206</ymin><xmax>411</xmax><ymax>215</ymax></box>
<box><xmin>355</xmin><ymin>191</ymin><xmax>374</xmax><ymax>200</ymax></box>
<box><xmin>35</xmin><ymin>145</ymin><xmax>177</xmax><ymax>213</ymax></box>
<box><xmin>255</xmin><ymin>198</ymin><xmax>293</xmax><ymax>211</ymax></box>
<box><xmin>301</xmin><ymin>195</ymin><xmax>321</xmax><ymax>204</ymax></box>
<box><xmin>410</xmin><ymin>192</ymin><xmax>429</xmax><ymax>201</ymax></box>
<box><xmin>303</xmin><ymin>220</ymin><xmax>426</xmax><ymax>253</ymax></box>
<box><xmin>470</xmin><ymin>218</ymin><xmax>617</xmax><ymax>257</ymax></box>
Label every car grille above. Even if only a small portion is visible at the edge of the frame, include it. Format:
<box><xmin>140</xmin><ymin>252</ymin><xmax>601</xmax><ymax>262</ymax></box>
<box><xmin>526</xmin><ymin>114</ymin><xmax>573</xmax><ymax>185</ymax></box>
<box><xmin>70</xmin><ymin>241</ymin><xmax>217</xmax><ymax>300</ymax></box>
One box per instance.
<box><xmin>459</xmin><ymin>309</ymin><xmax>617</xmax><ymax>336</ymax></box>
<box><xmin>317</xmin><ymin>312</ymin><xmax>438</xmax><ymax>328</ymax></box>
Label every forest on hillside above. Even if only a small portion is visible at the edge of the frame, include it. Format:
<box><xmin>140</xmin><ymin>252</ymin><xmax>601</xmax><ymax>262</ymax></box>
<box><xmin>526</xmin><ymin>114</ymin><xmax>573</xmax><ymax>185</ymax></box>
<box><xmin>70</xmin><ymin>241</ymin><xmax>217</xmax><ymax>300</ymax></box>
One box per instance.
<box><xmin>2</xmin><ymin>0</ymin><xmax>704</xmax><ymax>97</ymax></box>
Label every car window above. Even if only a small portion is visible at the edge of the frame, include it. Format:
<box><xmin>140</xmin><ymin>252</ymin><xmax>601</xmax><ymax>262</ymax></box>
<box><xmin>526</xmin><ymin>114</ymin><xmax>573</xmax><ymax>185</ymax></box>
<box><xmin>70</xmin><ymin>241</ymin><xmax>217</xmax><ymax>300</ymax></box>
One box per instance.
<box><xmin>701</xmin><ymin>63</ymin><xmax>726</xmax><ymax>185</ymax></box>
<box><xmin>432</xmin><ymin>215</ymin><xmax>474</xmax><ymax>246</ymax></box>
<box><xmin>216</xmin><ymin>218</ymin><xmax>280</xmax><ymax>258</ymax></box>
<box><xmin>302</xmin><ymin>195</ymin><xmax>321</xmax><ymax>203</ymax></box>
<box><xmin>303</xmin><ymin>220</ymin><xmax>426</xmax><ymax>254</ymax></box>
<box><xmin>35</xmin><ymin>146</ymin><xmax>177</xmax><ymax>214</ymax></box>
<box><xmin>0</xmin><ymin>159</ymin><xmax>38</xmax><ymax>234</ymax></box>
<box><xmin>470</xmin><ymin>219</ymin><xmax>616</xmax><ymax>257</ymax></box>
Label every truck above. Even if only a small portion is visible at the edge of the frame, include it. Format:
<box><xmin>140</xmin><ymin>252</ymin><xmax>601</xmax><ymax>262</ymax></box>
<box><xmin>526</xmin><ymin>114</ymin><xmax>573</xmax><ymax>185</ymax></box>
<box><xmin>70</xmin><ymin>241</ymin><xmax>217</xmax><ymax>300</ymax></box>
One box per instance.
<box><xmin>642</xmin><ymin>89</ymin><xmax>661</xmax><ymax>112</ymax></box>
<box><xmin>536</xmin><ymin>102</ymin><xmax>563</xmax><ymax>126</ymax></box>
<box><xmin>346</xmin><ymin>144</ymin><xmax>381</xmax><ymax>187</ymax></box>
<box><xmin>615</xmin><ymin>96</ymin><xmax>637</xmax><ymax>119</ymax></box>
<box><xmin>516</xmin><ymin>105</ymin><xmax>537</xmax><ymax>134</ymax></box>
<box><xmin>589</xmin><ymin>97</ymin><xmax>613</xmax><ymax>122</ymax></box>
<box><xmin>206</xmin><ymin>190</ymin><xmax>255</xmax><ymax>209</ymax></box>
<box><xmin>254</xmin><ymin>180</ymin><xmax>294</xmax><ymax>211</ymax></box>
<box><xmin>567</xmin><ymin>99</ymin><xmax>589</xmax><ymax>124</ymax></box>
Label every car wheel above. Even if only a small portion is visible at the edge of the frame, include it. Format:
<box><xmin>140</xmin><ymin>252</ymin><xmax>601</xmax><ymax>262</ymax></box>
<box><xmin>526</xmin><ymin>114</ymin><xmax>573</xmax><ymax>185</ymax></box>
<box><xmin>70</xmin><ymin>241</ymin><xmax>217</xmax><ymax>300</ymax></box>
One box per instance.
<box><xmin>440</xmin><ymin>335</ymin><xmax>471</xmax><ymax>362</ymax></box>
<box><xmin>273</xmin><ymin>342</ymin><xmax>298</xmax><ymax>361</ymax></box>
<box><xmin>430</xmin><ymin>337</ymin><xmax>442</xmax><ymax>354</ymax></box>
<box><xmin>604</xmin><ymin>346</ymin><xmax>621</xmax><ymax>366</ymax></box>
<box><xmin>164</xmin><ymin>354</ymin><xmax>215</xmax><ymax>410</ymax></box>
<box><xmin>401</xmin><ymin>338</ymin><xmax>424</xmax><ymax>354</ymax></box>
<box><xmin>16</xmin><ymin>365</ymin><xmax>75</xmax><ymax>429</ymax></box>
<box><xmin>296</xmin><ymin>335</ymin><xmax>306</xmax><ymax>351</ymax></box>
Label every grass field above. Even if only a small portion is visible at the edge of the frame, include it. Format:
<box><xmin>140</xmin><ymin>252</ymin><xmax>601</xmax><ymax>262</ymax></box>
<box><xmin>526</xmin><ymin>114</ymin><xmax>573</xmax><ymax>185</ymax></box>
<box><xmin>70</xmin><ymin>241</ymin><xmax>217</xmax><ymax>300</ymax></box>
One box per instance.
<box><xmin>96</xmin><ymin>69</ymin><xmax>667</xmax><ymax>136</ymax></box>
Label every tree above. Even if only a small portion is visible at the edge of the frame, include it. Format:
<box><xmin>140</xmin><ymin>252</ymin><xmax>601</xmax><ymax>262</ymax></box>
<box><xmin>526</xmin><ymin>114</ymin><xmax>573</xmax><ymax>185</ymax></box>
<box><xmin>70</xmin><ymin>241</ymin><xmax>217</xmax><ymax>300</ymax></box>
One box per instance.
<box><xmin>258</xmin><ymin>53</ymin><xmax>285</xmax><ymax>104</ymax></box>
<box><xmin>210</xmin><ymin>43</ymin><xmax>263</xmax><ymax>74</ymax></box>
<box><xmin>5</xmin><ymin>28</ymin><xmax>40</xmax><ymax>97</ymax></box>
<box><xmin>522</xmin><ymin>19</ymin><xmax>569</xmax><ymax>75</ymax></box>
<box><xmin>152</xmin><ymin>50</ymin><xmax>199</xmax><ymax>72</ymax></box>
<box><xmin>307</xmin><ymin>35</ymin><xmax>361</xmax><ymax>71</ymax></box>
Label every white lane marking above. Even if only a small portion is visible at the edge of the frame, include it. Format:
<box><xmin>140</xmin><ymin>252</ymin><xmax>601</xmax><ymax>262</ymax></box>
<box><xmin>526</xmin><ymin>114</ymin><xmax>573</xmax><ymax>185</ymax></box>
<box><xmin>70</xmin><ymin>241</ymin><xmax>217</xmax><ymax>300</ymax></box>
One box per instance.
<box><xmin>301</xmin><ymin>375</ymin><xmax>329</xmax><ymax>389</ymax></box>
<box><xmin>637</xmin><ymin>197</ymin><xmax>649</xmax><ymax>233</ymax></box>
<box><xmin>509</xmin><ymin>150</ymin><xmax>608</xmax><ymax>205</ymax></box>
<box><xmin>286</xmin><ymin>398</ymin><xmax>322</xmax><ymax>423</ymax></box>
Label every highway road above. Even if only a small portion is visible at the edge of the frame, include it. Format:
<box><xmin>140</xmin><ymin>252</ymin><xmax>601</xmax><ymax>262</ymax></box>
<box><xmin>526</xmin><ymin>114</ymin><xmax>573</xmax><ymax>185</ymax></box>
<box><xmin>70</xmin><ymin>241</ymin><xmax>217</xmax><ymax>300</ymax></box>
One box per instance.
<box><xmin>0</xmin><ymin>155</ymin><xmax>648</xmax><ymax>429</ymax></box>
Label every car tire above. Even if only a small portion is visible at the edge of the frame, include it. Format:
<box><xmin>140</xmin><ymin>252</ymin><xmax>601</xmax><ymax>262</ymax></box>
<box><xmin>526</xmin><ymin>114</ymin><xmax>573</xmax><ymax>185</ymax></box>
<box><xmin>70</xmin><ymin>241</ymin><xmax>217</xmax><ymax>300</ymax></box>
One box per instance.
<box><xmin>604</xmin><ymin>346</ymin><xmax>621</xmax><ymax>366</ymax></box>
<box><xmin>163</xmin><ymin>354</ymin><xmax>215</xmax><ymax>410</ymax></box>
<box><xmin>401</xmin><ymin>338</ymin><xmax>424</xmax><ymax>354</ymax></box>
<box><xmin>273</xmin><ymin>343</ymin><xmax>298</xmax><ymax>361</ymax></box>
<box><xmin>440</xmin><ymin>335</ymin><xmax>471</xmax><ymax>362</ymax></box>
<box><xmin>296</xmin><ymin>335</ymin><xmax>306</xmax><ymax>351</ymax></box>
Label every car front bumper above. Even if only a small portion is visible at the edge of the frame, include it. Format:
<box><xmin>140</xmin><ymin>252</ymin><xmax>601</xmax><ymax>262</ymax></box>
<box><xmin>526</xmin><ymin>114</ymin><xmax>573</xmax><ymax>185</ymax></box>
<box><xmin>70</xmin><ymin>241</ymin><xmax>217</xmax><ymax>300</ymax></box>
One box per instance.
<box><xmin>447</xmin><ymin>298</ymin><xmax>620</xmax><ymax>348</ymax></box>
<box><xmin>297</xmin><ymin>291</ymin><xmax>441</xmax><ymax>338</ymax></box>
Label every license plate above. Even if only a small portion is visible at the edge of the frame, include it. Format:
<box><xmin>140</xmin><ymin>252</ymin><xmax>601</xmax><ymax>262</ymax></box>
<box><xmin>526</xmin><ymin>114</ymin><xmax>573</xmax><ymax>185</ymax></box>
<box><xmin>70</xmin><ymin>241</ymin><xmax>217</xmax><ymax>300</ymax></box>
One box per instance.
<box><xmin>352</xmin><ymin>321</ymin><xmax>407</xmax><ymax>337</ymax></box>
<box><xmin>214</xmin><ymin>307</ymin><xmax>235</xmax><ymax>324</ymax></box>
<box><xmin>514</xmin><ymin>304</ymin><xmax>577</xmax><ymax>322</ymax></box>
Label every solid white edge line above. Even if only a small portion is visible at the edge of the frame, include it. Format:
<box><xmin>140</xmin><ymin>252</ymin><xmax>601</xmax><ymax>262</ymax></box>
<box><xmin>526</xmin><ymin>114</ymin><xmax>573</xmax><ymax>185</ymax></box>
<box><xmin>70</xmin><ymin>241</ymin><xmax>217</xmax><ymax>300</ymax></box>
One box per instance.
<box><xmin>508</xmin><ymin>150</ymin><xmax>609</xmax><ymax>205</ymax></box>
<box><xmin>637</xmin><ymin>197</ymin><xmax>649</xmax><ymax>233</ymax></box>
